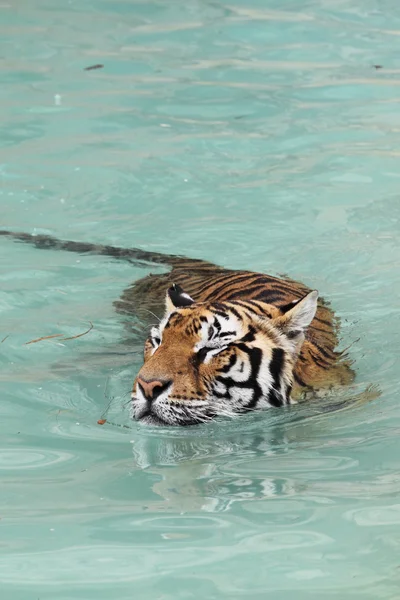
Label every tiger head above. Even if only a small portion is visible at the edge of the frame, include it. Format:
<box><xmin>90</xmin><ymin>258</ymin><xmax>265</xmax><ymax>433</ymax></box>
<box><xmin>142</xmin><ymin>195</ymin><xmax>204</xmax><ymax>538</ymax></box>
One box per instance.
<box><xmin>132</xmin><ymin>284</ymin><xmax>318</xmax><ymax>426</ymax></box>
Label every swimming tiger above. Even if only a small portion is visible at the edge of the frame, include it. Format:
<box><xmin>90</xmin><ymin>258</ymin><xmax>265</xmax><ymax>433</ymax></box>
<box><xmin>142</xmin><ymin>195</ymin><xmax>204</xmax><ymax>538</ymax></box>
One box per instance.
<box><xmin>0</xmin><ymin>230</ymin><xmax>354</xmax><ymax>425</ymax></box>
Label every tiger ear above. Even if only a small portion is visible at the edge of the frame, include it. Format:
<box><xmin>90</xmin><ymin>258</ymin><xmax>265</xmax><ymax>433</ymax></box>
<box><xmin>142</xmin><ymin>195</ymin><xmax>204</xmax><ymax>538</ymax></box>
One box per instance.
<box><xmin>165</xmin><ymin>284</ymin><xmax>195</xmax><ymax>313</ymax></box>
<box><xmin>273</xmin><ymin>290</ymin><xmax>318</xmax><ymax>343</ymax></box>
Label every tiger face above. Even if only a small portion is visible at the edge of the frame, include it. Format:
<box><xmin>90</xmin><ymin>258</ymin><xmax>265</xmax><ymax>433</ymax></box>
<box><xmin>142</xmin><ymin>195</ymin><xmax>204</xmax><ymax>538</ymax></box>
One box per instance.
<box><xmin>131</xmin><ymin>284</ymin><xmax>318</xmax><ymax>426</ymax></box>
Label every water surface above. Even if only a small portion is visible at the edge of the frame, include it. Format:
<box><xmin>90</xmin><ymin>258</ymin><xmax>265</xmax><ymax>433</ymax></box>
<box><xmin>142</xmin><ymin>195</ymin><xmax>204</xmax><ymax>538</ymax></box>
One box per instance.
<box><xmin>1</xmin><ymin>0</ymin><xmax>400</xmax><ymax>598</ymax></box>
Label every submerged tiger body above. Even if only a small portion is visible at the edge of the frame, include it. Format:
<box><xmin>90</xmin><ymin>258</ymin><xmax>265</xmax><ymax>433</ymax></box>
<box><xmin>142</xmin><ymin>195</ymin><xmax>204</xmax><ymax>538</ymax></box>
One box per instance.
<box><xmin>0</xmin><ymin>230</ymin><xmax>354</xmax><ymax>425</ymax></box>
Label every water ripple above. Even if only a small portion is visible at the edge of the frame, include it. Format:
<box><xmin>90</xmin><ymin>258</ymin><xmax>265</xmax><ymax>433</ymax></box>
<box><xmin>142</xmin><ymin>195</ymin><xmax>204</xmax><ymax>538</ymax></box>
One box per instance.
<box><xmin>346</xmin><ymin>503</ymin><xmax>400</xmax><ymax>526</ymax></box>
<box><xmin>239</xmin><ymin>529</ymin><xmax>333</xmax><ymax>551</ymax></box>
<box><xmin>0</xmin><ymin>543</ymin><xmax>238</xmax><ymax>584</ymax></box>
<box><xmin>0</xmin><ymin>447</ymin><xmax>74</xmax><ymax>470</ymax></box>
<box><xmin>219</xmin><ymin>454</ymin><xmax>358</xmax><ymax>476</ymax></box>
<box><xmin>1</xmin><ymin>0</ymin><xmax>400</xmax><ymax>596</ymax></box>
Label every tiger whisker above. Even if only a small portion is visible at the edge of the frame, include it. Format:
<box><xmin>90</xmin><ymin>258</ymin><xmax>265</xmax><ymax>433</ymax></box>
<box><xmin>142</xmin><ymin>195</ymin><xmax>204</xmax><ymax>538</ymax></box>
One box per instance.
<box><xmin>142</xmin><ymin>308</ymin><xmax>161</xmax><ymax>323</ymax></box>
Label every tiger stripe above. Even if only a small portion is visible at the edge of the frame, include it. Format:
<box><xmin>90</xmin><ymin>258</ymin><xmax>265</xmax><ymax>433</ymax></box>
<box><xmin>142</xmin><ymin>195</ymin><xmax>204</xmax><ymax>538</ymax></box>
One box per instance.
<box><xmin>1</xmin><ymin>230</ymin><xmax>354</xmax><ymax>401</ymax></box>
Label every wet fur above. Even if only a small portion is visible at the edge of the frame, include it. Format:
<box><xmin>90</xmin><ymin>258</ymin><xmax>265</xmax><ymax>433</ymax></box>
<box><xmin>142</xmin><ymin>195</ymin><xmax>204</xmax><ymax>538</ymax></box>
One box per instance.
<box><xmin>1</xmin><ymin>231</ymin><xmax>354</xmax><ymax>408</ymax></box>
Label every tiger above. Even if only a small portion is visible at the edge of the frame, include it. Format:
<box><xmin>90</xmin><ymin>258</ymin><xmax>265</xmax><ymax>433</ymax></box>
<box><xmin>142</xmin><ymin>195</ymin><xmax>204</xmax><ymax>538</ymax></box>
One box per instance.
<box><xmin>0</xmin><ymin>230</ymin><xmax>354</xmax><ymax>425</ymax></box>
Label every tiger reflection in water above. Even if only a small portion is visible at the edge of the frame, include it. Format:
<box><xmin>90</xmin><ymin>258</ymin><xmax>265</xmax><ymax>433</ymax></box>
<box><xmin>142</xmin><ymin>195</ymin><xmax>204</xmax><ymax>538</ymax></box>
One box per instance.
<box><xmin>130</xmin><ymin>388</ymin><xmax>373</xmax><ymax>514</ymax></box>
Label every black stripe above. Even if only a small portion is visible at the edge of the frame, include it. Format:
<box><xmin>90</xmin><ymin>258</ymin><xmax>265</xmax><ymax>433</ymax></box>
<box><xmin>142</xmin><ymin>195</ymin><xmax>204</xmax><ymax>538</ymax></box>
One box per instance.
<box><xmin>293</xmin><ymin>371</ymin><xmax>307</xmax><ymax>388</ymax></box>
<box><xmin>226</xmin><ymin>303</ymin><xmax>257</xmax><ymax>321</ymax></box>
<box><xmin>235</xmin><ymin>342</ymin><xmax>252</xmax><ymax>352</ymax></box>
<box><xmin>286</xmin><ymin>329</ymin><xmax>301</xmax><ymax>340</ymax></box>
<box><xmin>254</xmin><ymin>291</ymin><xmax>286</xmax><ymax>304</ymax></box>
<box><xmin>227</xmin><ymin>285</ymin><xmax>277</xmax><ymax>301</ymax></box>
<box><xmin>268</xmin><ymin>348</ymin><xmax>284</xmax><ymax>407</ymax></box>
<box><xmin>211</xmin><ymin>310</ymin><xmax>230</xmax><ymax>320</ymax></box>
<box><xmin>223</xmin><ymin>305</ymin><xmax>243</xmax><ymax>321</ymax></box>
<box><xmin>212</xmin><ymin>389</ymin><xmax>230</xmax><ymax>399</ymax></box>
<box><xmin>240</xmin><ymin>326</ymin><xmax>256</xmax><ymax>343</ymax></box>
<box><xmin>308</xmin><ymin>348</ymin><xmax>330</xmax><ymax>368</ymax></box>
<box><xmin>279</xmin><ymin>299</ymin><xmax>300</xmax><ymax>314</ymax></box>
<box><xmin>212</xmin><ymin>302</ymin><xmax>229</xmax><ymax>311</ymax></box>
<box><xmin>308</xmin><ymin>325</ymin><xmax>333</xmax><ymax>337</ymax></box>
<box><xmin>270</xmin><ymin>348</ymin><xmax>284</xmax><ymax>381</ymax></box>
<box><xmin>192</xmin><ymin>318</ymin><xmax>202</xmax><ymax>334</ymax></box>
<box><xmin>268</xmin><ymin>388</ymin><xmax>283</xmax><ymax>407</ymax></box>
<box><xmin>213</xmin><ymin>317</ymin><xmax>222</xmax><ymax>334</ymax></box>
<box><xmin>233</xmin><ymin>300</ymin><xmax>258</xmax><ymax>311</ymax></box>
<box><xmin>245</xmin><ymin>299</ymin><xmax>271</xmax><ymax>316</ymax></box>
<box><xmin>310</xmin><ymin>340</ymin><xmax>335</xmax><ymax>360</ymax></box>
<box><xmin>216</xmin><ymin>345</ymin><xmax>263</xmax><ymax>410</ymax></box>
<box><xmin>313</xmin><ymin>316</ymin><xmax>333</xmax><ymax>327</ymax></box>
<box><xmin>216</xmin><ymin>375</ymin><xmax>253</xmax><ymax>389</ymax></box>
<box><xmin>203</xmin><ymin>273</ymin><xmax>259</xmax><ymax>299</ymax></box>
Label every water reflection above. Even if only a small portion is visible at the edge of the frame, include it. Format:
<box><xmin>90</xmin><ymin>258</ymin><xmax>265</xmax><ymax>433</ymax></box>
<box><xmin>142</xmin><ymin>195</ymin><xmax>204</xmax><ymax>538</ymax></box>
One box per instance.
<box><xmin>129</xmin><ymin>392</ymin><xmax>371</xmax><ymax>513</ymax></box>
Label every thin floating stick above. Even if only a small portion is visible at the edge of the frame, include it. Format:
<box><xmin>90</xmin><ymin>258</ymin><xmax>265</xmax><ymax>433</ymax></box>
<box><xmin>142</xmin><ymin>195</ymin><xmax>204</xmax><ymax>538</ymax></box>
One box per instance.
<box><xmin>100</xmin><ymin>421</ymin><xmax>131</xmax><ymax>429</ymax></box>
<box><xmin>24</xmin><ymin>322</ymin><xmax>93</xmax><ymax>345</ymax></box>
<box><xmin>25</xmin><ymin>333</ymin><xmax>64</xmax><ymax>345</ymax></box>
<box><xmin>1</xmin><ymin>334</ymin><xmax>10</xmax><ymax>344</ymax></box>
<box><xmin>61</xmin><ymin>321</ymin><xmax>93</xmax><ymax>341</ymax></box>
<box><xmin>97</xmin><ymin>383</ymin><xmax>133</xmax><ymax>428</ymax></box>
<box><xmin>97</xmin><ymin>376</ymin><xmax>114</xmax><ymax>425</ymax></box>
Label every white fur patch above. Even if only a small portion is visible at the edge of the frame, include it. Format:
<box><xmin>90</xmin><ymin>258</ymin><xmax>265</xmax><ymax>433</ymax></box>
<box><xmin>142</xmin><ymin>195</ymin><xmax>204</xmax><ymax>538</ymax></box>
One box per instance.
<box><xmin>228</xmin><ymin>358</ymin><xmax>251</xmax><ymax>383</ymax></box>
<box><xmin>213</xmin><ymin>380</ymin><xmax>228</xmax><ymax>395</ymax></box>
<box><xmin>229</xmin><ymin>387</ymin><xmax>253</xmax><ymax>407</ymax></box>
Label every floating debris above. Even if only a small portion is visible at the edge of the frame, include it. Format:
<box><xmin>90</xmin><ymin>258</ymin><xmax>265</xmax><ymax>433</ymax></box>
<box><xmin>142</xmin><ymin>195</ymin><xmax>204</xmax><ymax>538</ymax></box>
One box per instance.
<box><xmin>25</xmin><ymin>322</ymin><xmax>93</xmax><ymax>345</ymax></box>
<box><xmin>25</xmin><ymin>333</ymin><xmax>64</xmax><ymax>345</ymax></box>
<box><xmin>60</xmin><ymin>321</ymin><xmax>93</xmax><ymax>341</ymax></box>
<box><xmin>84</xmin><ymin>64</ymin><xmax>104</xmax><ymax>71</ymax></box>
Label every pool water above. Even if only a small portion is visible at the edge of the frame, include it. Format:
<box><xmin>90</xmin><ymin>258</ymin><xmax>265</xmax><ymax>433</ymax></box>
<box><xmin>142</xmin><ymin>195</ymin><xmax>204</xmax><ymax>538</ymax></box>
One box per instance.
<box><xmin>1</xmin><ymin>0</ymin><xmax>400</xmax><ymax>598</ymax></box>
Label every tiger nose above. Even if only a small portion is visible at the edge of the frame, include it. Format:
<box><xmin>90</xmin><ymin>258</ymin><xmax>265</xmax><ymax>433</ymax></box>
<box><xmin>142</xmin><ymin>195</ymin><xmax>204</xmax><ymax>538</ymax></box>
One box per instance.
<box><xmin>137</xmin><ymin>377</ymin><xmax>171</xmax><ymax>401</ymax></box>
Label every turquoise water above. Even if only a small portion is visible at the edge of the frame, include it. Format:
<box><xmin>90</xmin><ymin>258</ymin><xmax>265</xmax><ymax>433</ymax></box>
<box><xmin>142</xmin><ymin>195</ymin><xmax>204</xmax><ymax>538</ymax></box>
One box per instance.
<box><xmin>1</xmin><ymin>0</ymin><xmax>400</xmax><ymax>597</ymax></box>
